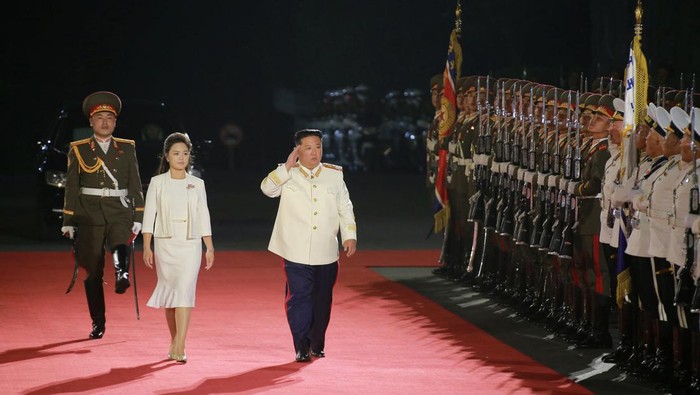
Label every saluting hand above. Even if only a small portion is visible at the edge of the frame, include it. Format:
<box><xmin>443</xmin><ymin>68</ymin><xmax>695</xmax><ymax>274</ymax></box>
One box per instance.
<box><xmin>343</xmin><ymin>239</ymin><xmax>357</xmax><ymax>258</ymax></box>
<box><xmin>285</xmin><ymin>146</ymin><xmax>300</xmax><ymax>171</ymax></box>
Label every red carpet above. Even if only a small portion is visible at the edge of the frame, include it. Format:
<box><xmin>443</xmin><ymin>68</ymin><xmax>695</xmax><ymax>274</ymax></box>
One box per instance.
<box><xmin>0</xmin><ymin>250</ymin><xmax>591</xmax><ymax>394</ymax></box>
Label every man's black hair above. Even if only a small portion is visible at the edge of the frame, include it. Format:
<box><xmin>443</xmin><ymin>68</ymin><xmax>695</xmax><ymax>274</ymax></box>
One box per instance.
<box><xmin>294</xmin><ymin>129</ymin><xmax>323</xmax><ymax>145</ymax></box>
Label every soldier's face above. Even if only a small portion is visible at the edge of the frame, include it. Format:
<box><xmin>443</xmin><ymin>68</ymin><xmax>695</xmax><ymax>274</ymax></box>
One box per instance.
<box><xmin>465</xmin><ymin>89</ymin><xmax>476</xmax><ymax>112</ymax></box>
<box><xmin>588</xmin><ymin>114</ymin><xmax>609</xmax><ymax>135</ymax></box>
<box><xmin>557</xmin><ymin>108</ymin><xmax>568</xmax><ymax>129</ymax></box>
<box><xmin>608</xmin><ymin>120</ymin><xmax>623</xmax><ymax>145</ymax></box>
<box><xmin>634</xmin><ymin>125</ymin><xmax>649</xmax><ymax>150</ymax></box>
<box><xmin>645</xmin><ymin>132</ymin><xmax>664</xmax><ymax>157</ymax></box>
<box><xmin>167</xmin><ymin>142</ymin><xmax>191</xmax><ymax>172</ymax></box>
<box><xmin>430</xmin><ymin>87</ymin><xmax>441</xmax><ymax>110</ymax></box>
<box><xmin>680</xmin><ymin>134</ymin><xmax>695</xmax><ymax>162</ymax></box>
<box><xmin>663</xmin><ymin>133</ymin><xmax>681</xmax><ymax>157</ymax></box>
<box><xmin>90</xmin><ymin>111</ymin><xmax>117</xmax><ymax>139</ymax></box>
<box><xmin>297</xmin><ymin>136</ymin><xmax>322</xmax><ymax>169</ymax></box>
<box><xmin>456</xmin><ymin>91</ymin><xmax>466</xmax><ymax>111</ymax></box>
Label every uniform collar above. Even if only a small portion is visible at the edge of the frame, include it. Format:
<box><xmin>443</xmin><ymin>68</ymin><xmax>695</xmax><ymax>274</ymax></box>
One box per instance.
<box><xmin>93</xmin><ymin>135</ymin><xmax>112</xmax><ymax>144</ymax></box>
<box><xmin>298</xmin><ymin>163</ymin><xmax>323</xmax><ymax>179</ymax></box>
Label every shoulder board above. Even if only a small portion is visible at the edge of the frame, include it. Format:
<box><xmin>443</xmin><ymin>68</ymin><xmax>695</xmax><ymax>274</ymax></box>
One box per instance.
<box><xmin>322</xmin><ymin>163</ymin><xmax>343</xmax><ymax>171</ymax></box>
<box><xmin>69</xmin><ymin>137</ymin><xmax>92</xmax><ymax>147</ymax></box>
<box><xmin>113</xmin><ymin>137</ymin><xmax>135</xmax><ymax>145</ymax></box>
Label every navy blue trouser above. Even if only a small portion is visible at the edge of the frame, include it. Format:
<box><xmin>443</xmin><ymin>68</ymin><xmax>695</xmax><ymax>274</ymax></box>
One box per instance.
<box><xmin>284</xmin><ymin>260</ymin><xmax>338</xmax><ymax>353</ymax></box>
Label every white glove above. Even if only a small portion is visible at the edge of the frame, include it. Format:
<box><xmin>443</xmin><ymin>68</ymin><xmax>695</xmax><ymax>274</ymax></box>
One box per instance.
<box><xmin>61</xmin><ymin>226</ymin><xmax>75</xmax><ymax>239</ymax></box>
<box><xmin>684</xmin><ymin>214</ymin><xmax>700</xmax><ymax>229</ymax></box>
<box><xmin>611</xmin><ymin>183</ymin><xmax>632</xmax><ymax>208</ymax></box>
<box><xmin>633</xmin><ymin>193</ymin><xmax>649</xmax><ymax>211</ymax></box>
<box><xmin>131</xmin><ymin>222</ymin><xmax>142</xmax><ymax>235</ymax></box>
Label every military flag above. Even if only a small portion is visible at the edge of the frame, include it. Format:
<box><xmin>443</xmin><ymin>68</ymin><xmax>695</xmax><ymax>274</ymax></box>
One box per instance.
<box><xmin>433</xmin><ymin>3</ymin><xmax>462</xmax><ymax>233</ymax></box>
<box><xmin>616</xmin><ymin>0</ymin><xmax>649</xmax><ymax>307</ymax></box>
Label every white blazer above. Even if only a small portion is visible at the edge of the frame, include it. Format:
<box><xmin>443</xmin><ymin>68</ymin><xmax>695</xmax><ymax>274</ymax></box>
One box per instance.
<box><xmin>261</xmin><ymin>162</ymin><xmax>357</xmax><ymax>265</ymax></box>
<box><xmin>142</xmin><ymin>171</ymin><xmax>212</xmax><ymax>239</ymax></box>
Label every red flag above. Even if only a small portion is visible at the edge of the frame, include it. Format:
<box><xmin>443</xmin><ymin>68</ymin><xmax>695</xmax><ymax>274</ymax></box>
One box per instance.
<box><xmin>434</xmin><ymin>24</ymin><xmax>462</xmax><ymax>232</ymax></box>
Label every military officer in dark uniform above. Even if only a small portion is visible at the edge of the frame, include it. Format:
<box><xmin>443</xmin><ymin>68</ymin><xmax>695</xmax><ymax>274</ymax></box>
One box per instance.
<box><xmin>570</xmin><ymin>94</ymin><xmax>612</xmax><ymax>348</ymax></box>
<box><xmin>61</xmin><ymin>91</ymin><xmax>145</xmax><ymax>339</ymax></box>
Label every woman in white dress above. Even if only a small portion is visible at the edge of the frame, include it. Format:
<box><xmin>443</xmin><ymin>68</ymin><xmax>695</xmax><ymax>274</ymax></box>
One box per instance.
<box><xmin>142</xmin><ymin>132</ymin><xmax>214</xmax><ymax>363</ymax></box>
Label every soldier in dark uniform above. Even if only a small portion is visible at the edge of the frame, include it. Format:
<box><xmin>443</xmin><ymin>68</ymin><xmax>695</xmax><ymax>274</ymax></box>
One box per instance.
<box><xmin>569</xmin><ymin>94</ymin><xmax>612</xmax><ymax>348</ymax></box>
<box><xmin>61</xmin><ymin>91</ymin><xmax>145</xmax><ymax>339</ymax></box>
<box><xmin>448</xmin><ymin>76</ymin><xmax>479</xmax><ymax>280</ymax></box>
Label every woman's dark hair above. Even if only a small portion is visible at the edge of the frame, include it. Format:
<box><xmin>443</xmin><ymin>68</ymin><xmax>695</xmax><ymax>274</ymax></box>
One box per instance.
<box><xmin>294</xmin><ymin>129</ymin><xmax>323</xmax><ymax>145</ymax></box>
<box><xmin>156</xmin><ymin>132</ymin><xmax>194</xmax><ymax>175</ymax></box>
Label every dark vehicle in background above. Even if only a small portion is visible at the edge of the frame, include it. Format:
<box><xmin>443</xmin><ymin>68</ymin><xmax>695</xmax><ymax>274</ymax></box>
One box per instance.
<box><xmin>35</xmin><ymin>98</ymin><xmax>213</xmax><ymax>237</ymax></box>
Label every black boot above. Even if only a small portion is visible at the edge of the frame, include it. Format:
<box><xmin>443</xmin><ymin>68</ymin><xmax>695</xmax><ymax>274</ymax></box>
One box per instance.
<box><xmin>602</xmin><ymin>302</ymin><xmax>634</xmax><ymax>363</ymax></box>
<box><xmin>577</xmin><ymin>293</ymin><xmax>613</xmax><ymax>349</ymax></box>
<box><xmin>84</xmin><ymin>278</ymin><xmax>105</xmax><ymax>339</ymax></box>
<box><xmin>112</xmin><ymin>244</ymin><xmax>131</xmax><ymax>294</ymax></box>
<box><xmin>648</xmin><ymin>319</ymin><xmax>673</xmax><ymax>383</ymax></box>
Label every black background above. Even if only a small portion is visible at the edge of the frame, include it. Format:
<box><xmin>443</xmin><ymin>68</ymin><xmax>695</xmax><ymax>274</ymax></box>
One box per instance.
<box><xmin>2</xmin><ymin>0</ymin><xmax>699</xmax><ymax>174</ymax></box>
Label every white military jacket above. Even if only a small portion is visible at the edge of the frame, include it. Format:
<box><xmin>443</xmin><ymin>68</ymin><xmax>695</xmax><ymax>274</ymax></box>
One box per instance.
<box><xmin>668</xmin><ymin>159</ymin><xmax>700</xmax><ymax>268</ymax></box>
<box><xmin>626</xmin><ymin>156</ymin><xmax>668</xmax><ymax>258</ymax></box>
<box><xmin>261</xmin><ymin>162</ymin><xmax>357</xmax><ymax>265</ymax></box>
<box><xmin>599</xmin><ymin>144</ymin><xmax>621</xmax><ymax>245</ymax></box>
<box><xmin>647</xmin><ymin>154</ymin><xmax>683</xmax><ymax>258</ymax></box>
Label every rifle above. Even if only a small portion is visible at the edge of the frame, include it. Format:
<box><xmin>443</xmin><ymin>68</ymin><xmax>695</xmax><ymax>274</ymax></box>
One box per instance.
<box><xmin>481</xmin><ymin>75</ymin><xmax>493</xmax><ymax>225</ymax></box>
<box><xmin>532</xmin><ymin>88</ymin><xmax>554</xmax><ymax>247</ymax></box>
<box><xmin>468</xmin><ymin>76</ymin><xmax>485</xmax><ymax>222</ymax></box>
<box><xmin>484</xmin><ymin>79</ymin><xmax>500</xmax><ymax>229</ymax></box>
<box><xmin>677</xmin><ymin>78</ymin><xmax>698</xmax><ymax>308</ymax></box>
<box><xmin>499</xmin><ymin>81</ymin><xmax>519</xmax><ymax>237</ymax></box>
<box><xmin>516</xmin><ymin>85</ymin><xmax>536</xmax><ymax>245</ymax></box>
<box><xmin>548</xmin><ymin>91</ymin><xmax>573</xmax><ymax>254</ymax></box>
<box><xmin>559</xmin><ymin>90</ymin><xmax>582</xmax><ymax>258</ymax></box>
<box><xmin>540</xmin><ymin>89</ymin><xmax>562</xmax><ymax>250</ymax></box>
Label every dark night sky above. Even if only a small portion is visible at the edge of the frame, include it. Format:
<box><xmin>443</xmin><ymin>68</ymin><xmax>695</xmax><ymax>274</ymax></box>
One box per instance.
<box><xmin>2</xmin><ymin>0</ymin><xmax>699</xmax><ymax>174</ymax></box>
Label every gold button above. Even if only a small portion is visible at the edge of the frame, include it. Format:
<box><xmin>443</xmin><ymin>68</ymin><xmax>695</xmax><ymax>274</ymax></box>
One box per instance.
<box><xmin>113</xmin><ymin>169</ymin><xmax>117</xmax><ymax>173</ymax></box>
<box><xmin>313</xmin><ymin>185</ymin><xmax>316</xmax><ymax>188</ymax></box>
<box><xmin>314</xmin><ymin>212</ymin><xmax>318</xmax><ymax>215</ymax></box>
<box><xmin>310</xmin><ymin>176</ymin><xmax>314</xmax><ymax>179</ymax></box>
<box><xmin>313</xmin><ymin>226</ymin><xmax>317</xmax><ymax>230</ymax></box>
<box><xmin>313</xmin><ymin>198</ymin><xmax>317</xmax><ymax>202</ymax></box>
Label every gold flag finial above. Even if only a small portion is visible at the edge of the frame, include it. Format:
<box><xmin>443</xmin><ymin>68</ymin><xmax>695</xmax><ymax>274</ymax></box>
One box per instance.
<box><xmin>634</xmin><ymin>0</ymin><xmax>643</xmax><ymax>38</ymax></box>
<box><xmin>455</xmin><ymin>1</ymin><xmax>462</xmax><ymax>35</ymax></box>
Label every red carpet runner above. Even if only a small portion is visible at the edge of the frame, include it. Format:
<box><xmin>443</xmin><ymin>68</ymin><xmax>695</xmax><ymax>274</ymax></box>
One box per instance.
<box><xmin>0</xmin><ymin>250</ymin><xmax>590</xmax><ymax>394</ymax></box>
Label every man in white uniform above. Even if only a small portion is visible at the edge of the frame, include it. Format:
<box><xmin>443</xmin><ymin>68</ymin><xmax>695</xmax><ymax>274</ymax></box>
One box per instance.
<box><xmin>261</xmin><ymin>129</ymin><xmax>357</xmax><ymax>362</ymax></box>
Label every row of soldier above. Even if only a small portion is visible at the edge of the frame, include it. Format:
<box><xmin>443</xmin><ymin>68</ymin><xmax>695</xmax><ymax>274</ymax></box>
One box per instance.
<box><xmin>425</xmin><ymin>73</ymin><xmax>700</xmax><ymax>392</ymax></box>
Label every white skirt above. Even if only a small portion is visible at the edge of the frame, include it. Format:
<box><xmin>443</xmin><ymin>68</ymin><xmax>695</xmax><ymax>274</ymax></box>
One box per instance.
<box><xmin>147</xmin><ymin>221</ymin><xmax>202</xmax><ymax>308</ymax></box>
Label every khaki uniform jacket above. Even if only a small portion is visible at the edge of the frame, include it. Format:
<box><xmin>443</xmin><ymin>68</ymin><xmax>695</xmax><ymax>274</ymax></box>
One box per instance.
<box><xmin>261</xmin><ymin>162</ymin><xmax>357</xmax><ymax>265</ymax></box>
<box><xmin>574</xmin><ymin>138</ymin><xmax>610</xmax><ymax>235</ymax></box>
<box><xmin>63</xmin><ymin>136</ymin><xmax>144</xmax><ymax>227</ymax></box>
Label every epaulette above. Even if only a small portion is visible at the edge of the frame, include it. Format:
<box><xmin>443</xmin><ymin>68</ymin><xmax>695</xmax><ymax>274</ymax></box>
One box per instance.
<box><xmin>69</xmin><ymin>137</ymin><xmax>92</xmax><ymax>147</ymax></box>
<box><xmin>113</xmin><ymin>137</ymin><xmax>136</xmax><ymax>145</ymax></box>
<box><xmin>322</xmin><ymin>163</ymin><xmax>343</xmax><ymax>171</ymax></box>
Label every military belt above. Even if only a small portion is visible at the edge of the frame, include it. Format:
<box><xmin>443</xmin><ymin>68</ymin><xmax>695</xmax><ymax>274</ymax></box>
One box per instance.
<box><xmin>80</xmin><ymin>187</ymin><xmax>129</xmax><ymax>198</ymax></box>
<box><xmin>453</xmin><ymin>157</ymin><xmax>473</xmax><ymax>166</ymax></box>
<box><xmin>641</xmin><ymin>208</ymin><xmax>670</xmax><ymax>220</ymax></box>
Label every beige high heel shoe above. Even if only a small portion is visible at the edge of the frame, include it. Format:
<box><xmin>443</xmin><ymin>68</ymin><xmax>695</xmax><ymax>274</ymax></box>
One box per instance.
<box><xmin>172</xmin><ymin>353</ymin><xmax>187</xmax><ymax>363</ymax></box>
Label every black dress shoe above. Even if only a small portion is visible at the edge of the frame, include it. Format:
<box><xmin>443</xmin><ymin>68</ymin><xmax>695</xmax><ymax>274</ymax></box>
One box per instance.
<box><xmin>89</xmin><ymin>324</ymin><xmax>105</xmax><ymax>339</ymax></box>
<box><xmin>311</xmin><ymin>350</ymin><xmax>325</xmax><ymax>358</ymax></box>
<box><xmin>295</xmin><ymin>351</ymin><xmax>311</xmax><ymax>362</ymax></box>
<box><xmin>115</xmin><ymin>277</ymin><xmax>130</xmax><ymax>294</ymax></box>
